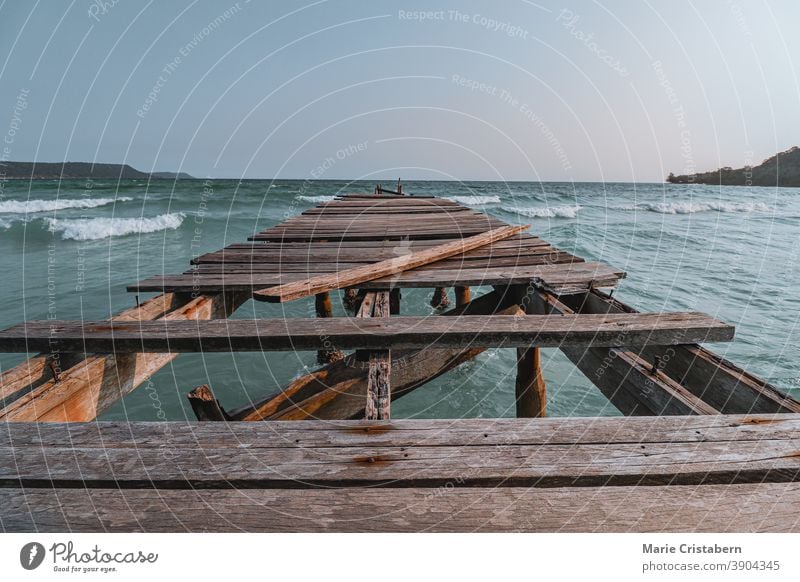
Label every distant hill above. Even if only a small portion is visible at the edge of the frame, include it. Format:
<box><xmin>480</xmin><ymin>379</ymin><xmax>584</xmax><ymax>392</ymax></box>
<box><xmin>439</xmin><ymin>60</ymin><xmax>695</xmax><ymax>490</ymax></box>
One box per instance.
<box><xmin>151</xmin><ymin>171</ymin><xmax>194</xmax><ymax>180</ymax></box>
<box><xmin>667</xmin><ymin>146</ymin><xmax>800</xmax><ymax>187</ymax></box>
<box><xmin>0</xmin><ymin>161</ymin><xmax>194</xmax><ymax>180</ymax></box>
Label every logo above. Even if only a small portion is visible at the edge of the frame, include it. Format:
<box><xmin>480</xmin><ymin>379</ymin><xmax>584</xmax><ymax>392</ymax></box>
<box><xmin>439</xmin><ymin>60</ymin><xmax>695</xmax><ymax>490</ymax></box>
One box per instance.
<box><xmin>20</xmin><ymin>542</ymin><xmax>46</xmax><ymax>570</ymax></box>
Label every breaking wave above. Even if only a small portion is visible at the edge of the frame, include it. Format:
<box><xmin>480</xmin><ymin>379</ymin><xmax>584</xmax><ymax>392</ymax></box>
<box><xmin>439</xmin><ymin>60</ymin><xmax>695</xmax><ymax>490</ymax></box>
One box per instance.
<box><xmin>502</xmin><ymin>204</ymin><xmax>582</xmax><ymax>218</ymax></box>
<box><xmin>617</xmin><ymin>201</ymin><xmax>771</xmax><ymax>214</ymax></box>
<box><xmin>0</xmin><ymin>197</ymin><xmax>132</xmax><ymax>214</ymax></box>
<box><xmin>44</xmin><ymin>213</ymin><xmax>185</xmax><ymax>241</ymax></box>
<box><xmin>445</xmin><ymin>195</ymin><xmax>501</xmax><ymax>206</ymax></box>
<box><xmin>296</xmin><ymin>195</ymin><xmax>336</xmax><ymax>203</ymax></box>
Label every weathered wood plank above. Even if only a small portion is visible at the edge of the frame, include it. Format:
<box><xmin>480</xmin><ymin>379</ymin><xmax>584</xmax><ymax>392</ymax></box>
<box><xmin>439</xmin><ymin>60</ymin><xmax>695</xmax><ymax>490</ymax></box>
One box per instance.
<box><xmin>129</xmin><ymin>262</ymin><xmax>624</xmax><ymax>294</ymax></box>
<box><xmin>255</xmin><ymin>225</ymin><xmax>529</xmax><ymax>302</ymax></box>
<box><xmin>1</xmin><ymin>418</ymin><xmax>798</xmax><ymax>488</ymax></box>
<box><xmin>188</xmin><ymin>252</ymin><xmax>579</xmax><ymax>272</ymax></box>
<box><xmin>0</xmin><ymin>313</ymin><xmax>735</xmax><ymax>354</ymax></box>
<box><xmin>4</xmin><ymin>483</ymin><xmax>797</xmax><ymax>532</ymax></box>
<box><xmin>3</xmin><ymin>415</ymin><xmax>797</xmax><ymax>449</ymax></box>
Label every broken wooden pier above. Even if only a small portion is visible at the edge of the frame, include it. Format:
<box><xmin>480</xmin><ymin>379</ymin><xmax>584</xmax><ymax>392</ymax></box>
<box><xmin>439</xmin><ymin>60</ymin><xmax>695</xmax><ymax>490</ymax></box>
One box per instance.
<box><xmin>1</xmin><ymin>190</ymin><xmax>798</xmax><ymax>532</ymax></box>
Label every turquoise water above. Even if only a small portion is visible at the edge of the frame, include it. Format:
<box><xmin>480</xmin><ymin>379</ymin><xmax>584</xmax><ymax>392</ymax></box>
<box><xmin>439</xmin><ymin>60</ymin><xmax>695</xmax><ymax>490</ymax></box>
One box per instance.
<box><xmin>1</xmin><ymin>179</ymin><xmax>799</xmax><ymax>420</ymax></box>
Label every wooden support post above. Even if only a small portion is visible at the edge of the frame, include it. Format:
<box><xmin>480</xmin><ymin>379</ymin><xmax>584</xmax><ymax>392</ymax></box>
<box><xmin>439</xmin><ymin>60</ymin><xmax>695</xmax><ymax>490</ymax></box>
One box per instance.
<box><xmin>389</xmin><ymin>288</ymin><xmax>401</xmax><ymax>315</ymax></box>
<box><xmin>229</xmin><ymin>290</ymin><xmax>523</xmax><ymax>421</ymax></box>
<box><xmin>366</xmin><ymin>292</ymin><xmax>391</xmax><ymax>420</ymax></box>
<box><xmin>187</xmin><ymin>385</ymin><xmax>230</xmax><ymax>421</ymax></box>
<box><xmin>430</xmin><ymin>287</ymin><xmax>450</xmax><ymax>309</ymax></box>
<box><xmin>315</xmin><ymin>292</ymin><xmax>344</xmax><ymax>364</ymax></box>
<box><xmin>342</xmin><ymin>288</ymin><xmax>359</xmax><ymax>312</ymax></box>
<box><xmin>455</xmin><ymin>286</ymin><xmax>471</xmax><ymax>308</ymax></box>
<box><xmin>513</xmin><ymin>285</ymin><xmax>546</xmax><ymax>418</ymax></box>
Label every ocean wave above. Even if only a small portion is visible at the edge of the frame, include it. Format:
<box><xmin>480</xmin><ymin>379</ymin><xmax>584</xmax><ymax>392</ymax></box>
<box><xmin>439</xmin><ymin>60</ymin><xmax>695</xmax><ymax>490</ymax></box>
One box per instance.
<box><xmin>296</xmin><ymin>195</ymin><xmax>336</xmax><ymax>203</ymax></box>
<box><xmin>44</xmin><ymin>213</ymin><xmax>185</xmax><ymax>241</ymax></box>
<box><xmin>616</xmin><ymin>201</ymin><xmax>771</xmax><ymax>214</ymax></box>
<box><xmin>446</xmin><ymin>195</ymin><xmax>501</xmax><ymax>206</ymax></box>
<box><xmin>0</xmin><ymin>197</ymin><xmax>132</xmax><ymax>214</ymax></box>
<box><xmin>501</xmin><ymin>204</ymin><xmax>582</xmax><ymax>218</ymax></box>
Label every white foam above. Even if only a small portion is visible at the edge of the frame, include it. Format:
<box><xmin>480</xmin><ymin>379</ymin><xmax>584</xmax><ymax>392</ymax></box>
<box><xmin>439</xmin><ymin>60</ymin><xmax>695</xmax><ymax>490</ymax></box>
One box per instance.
<box><xmin>296</xmin><ymin>195</ymin><xmax>335</xmax><ymax>203</ymax></box>
<box><xmin>446</xmin><ymin>195</ymin><xmax>501</xmax><ymax>206</ymax></box>
<box><xmin>0</xmin><ymin>197</ymin><xmax>132</xmax><ymax>214</ymax></box>
<box><xmin>618</xmin><ymin>201</ymin><xmax>771</xmax><ymax>214</ymax></box>
<box><xmin>45</xmin><ymin>213</ymin><xmax>185</xmax><ymax>241</ymax></box>
<box><xmin>502</xmin><ymin>204</ymin><xmax>582</xmax><ymax>219</ymax></box>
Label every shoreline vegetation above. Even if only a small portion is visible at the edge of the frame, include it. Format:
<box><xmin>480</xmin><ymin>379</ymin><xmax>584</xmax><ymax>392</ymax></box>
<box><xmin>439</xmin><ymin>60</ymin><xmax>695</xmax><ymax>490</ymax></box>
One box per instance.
<box><xmin>0</xmin><ymin>161</ymin><xmax>192</xmax><ymax>181</ymax></box>
<box><xmin>667</xmin><ymin>146</ymin><xmax>800</xmax><ymax>187</ymax></box>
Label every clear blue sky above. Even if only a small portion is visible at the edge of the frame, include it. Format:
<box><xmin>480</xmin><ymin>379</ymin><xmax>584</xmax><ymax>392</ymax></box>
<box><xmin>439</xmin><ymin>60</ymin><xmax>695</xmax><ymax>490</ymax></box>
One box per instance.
<box><xmin>1</xmin><ymin>0</ymin><xmax>798</xmax><ymax>181</ymax></box>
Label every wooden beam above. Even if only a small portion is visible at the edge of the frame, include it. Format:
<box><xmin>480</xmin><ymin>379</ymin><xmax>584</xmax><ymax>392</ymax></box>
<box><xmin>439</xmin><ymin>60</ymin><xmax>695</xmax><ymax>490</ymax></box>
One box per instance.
<box><xmin>0</xmin><ymin>292</ymin><xmax>247</xmax><ymax>422</ymax></box>
<box><xmin>2</xmin><ymin>415</ymin><xmax>799</xmax><ymax>489</ymax></box>
<box><xmin>559</xmin><ymin>291</ymin><xmax>800</xmax><ymax>414</ymax></box>
<box><xmin>253</xmin><ymin>224</ymin><xmax>529</xmax><ymax>302</ymax></box>
<box><xmin>0</xmin><ymin>312</ymin><xmax>735</xmax><ymax>354</ymax></box>
<box><xmin>4</xmin><ymin>483</ymin><xmax>797</xmax><ymax>533</ymax></box>
<box><xmin>0</xmin><ymin>293</ymin><xmax>181</xmax><ymax>407</ymax></box>
<box><xmin>537</xmin><ymin>291</ymin><xmax>718</xmax><ymax>415</ymax></box>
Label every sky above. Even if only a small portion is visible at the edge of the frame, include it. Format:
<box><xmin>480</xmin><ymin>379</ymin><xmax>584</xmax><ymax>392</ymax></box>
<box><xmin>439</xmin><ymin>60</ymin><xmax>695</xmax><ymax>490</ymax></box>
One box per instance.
<box><xmin>0</xmin><ymin>0</ymin><xmax>798</xmax><ymax>181</ymax></box>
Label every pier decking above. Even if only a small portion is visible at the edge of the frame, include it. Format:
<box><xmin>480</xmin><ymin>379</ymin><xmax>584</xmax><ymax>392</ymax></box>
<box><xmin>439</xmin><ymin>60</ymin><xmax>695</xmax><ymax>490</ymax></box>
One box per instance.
<box><xmin>3</xmin><ymin>415</ymin><xmax>800</xmax><ymax>532</ymax></box>
<box><xmin>1</xmin><ymin>190</ymin><xmax>799</xmax><ymax>532</ymax></box>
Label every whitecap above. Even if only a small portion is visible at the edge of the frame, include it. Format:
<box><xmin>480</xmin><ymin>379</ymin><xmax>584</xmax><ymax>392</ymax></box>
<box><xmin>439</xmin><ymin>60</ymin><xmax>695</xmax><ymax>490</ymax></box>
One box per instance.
<box><xmin>616</xmin><ymin>201</ymin><xmax>770</xmax><ymax>214</ymax></box>
<box><xmin>445</xmin><ymin>195</ymin><xmax>501</xmax><ymax>206</ymax></box>
<box><xmin>501</xmin><ymin>204</ymin><xmax>582</xmax><ymax>219</ymax></box>
<box><xmin>0</xmin><ymin>197</ymin><xmax>132</xmax><ymax>214</ymax></box>
<box><xmin>45</xmin><ymin>213</ymin><xmax>185</xmax><ymax>241</ymax></box>
<box><xmin>296</xmin><ymin>195</ymin><xmax>336</xmax><ymax>203</ymax></box>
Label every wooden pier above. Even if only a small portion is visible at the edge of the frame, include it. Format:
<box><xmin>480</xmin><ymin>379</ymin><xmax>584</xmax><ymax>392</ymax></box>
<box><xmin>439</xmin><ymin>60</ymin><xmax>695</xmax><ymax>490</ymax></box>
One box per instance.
<box><xmin>1</xmin><ymin>190</ymin><xmax>799</xmax><ymax>532</ymax></box>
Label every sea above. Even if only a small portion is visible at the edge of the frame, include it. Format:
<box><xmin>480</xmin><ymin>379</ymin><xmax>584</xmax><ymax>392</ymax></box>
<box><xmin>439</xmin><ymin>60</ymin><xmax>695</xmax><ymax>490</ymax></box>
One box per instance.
<box><xmin>1</xmin><ymin>179</ymin><xmax>799</xmax><ymax>421</ymax></box>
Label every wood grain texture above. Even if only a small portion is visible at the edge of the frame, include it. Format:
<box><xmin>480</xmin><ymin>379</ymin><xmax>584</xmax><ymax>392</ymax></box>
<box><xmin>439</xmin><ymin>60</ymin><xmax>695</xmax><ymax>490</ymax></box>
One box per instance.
<box><xmin>130</xmin><ymin>262</ymin><xmax>624</xmax><ymax>295</ymax></box>
<box><xmin>0</xmin><ymin>312</ymin><xmax>735</xmax><ymax>353</ymax></box>
<box><xmin>254</xmin><ymin>224</ymin><xmax>529</xmax><ymax>302</ymax></box>
<box><xmin>0</xmin><ymin>415</ymin><xmax>798</xmax><ymax>496</ymax></box>
<box><xmin>4</xmin><ymin>483</ymin><xmax>799</xmax><ymax>532</ymax></box>
<box><xmin>365</xmin><ymin>291</ymin><xmax>391</xmax><ymax>420</ymax></box>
